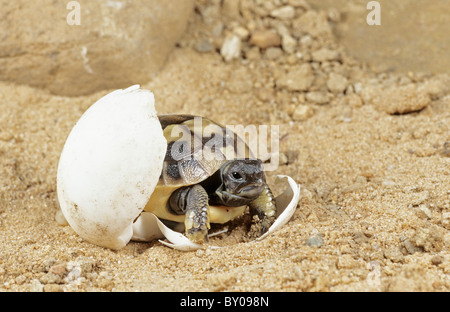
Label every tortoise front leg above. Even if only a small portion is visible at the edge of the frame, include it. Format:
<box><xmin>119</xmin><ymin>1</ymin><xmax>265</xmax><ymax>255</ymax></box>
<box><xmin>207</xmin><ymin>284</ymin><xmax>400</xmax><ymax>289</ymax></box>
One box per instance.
<box><xmin>248</xmin><ymin>183</ymin><xmax>277</xmax><ymax>238</ymax></box>
<box><xmin>169</xmin><ymin>184</ymin><xmax>211</xmax><ymax>244</ymax></box>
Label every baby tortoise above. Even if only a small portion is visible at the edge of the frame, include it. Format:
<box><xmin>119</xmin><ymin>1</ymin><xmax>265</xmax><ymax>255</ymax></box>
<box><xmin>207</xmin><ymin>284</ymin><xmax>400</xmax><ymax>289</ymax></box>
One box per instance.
<box><xmin>143</xmin><ymin>114</ymin><xmax>277</xmax><ymax>244</ymax></box>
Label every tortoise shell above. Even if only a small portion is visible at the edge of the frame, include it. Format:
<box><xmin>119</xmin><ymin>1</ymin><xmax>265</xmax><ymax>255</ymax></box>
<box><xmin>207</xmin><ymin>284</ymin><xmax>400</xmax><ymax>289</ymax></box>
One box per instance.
<box><xmin>158</xmin><ymin>114</ymin><xmax>252</xmax><ymax>187</ymax></box>
<box><xmin>143</xmin><ymin>114</ymin><xmax>253</xmax><ymax>223</ymax></box>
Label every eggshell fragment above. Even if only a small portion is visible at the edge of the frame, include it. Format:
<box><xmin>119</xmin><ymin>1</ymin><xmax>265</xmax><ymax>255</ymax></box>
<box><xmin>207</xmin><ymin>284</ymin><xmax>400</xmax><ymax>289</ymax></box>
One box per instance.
<box><xmin>57</xmin><ymin>85</ymin><xmax>167</xmax><ymax>250</ymax></box>
<box><xmin>132</xmin><ymin>175</ymin><xmax>300</xmax><ymax>251</ymax></box>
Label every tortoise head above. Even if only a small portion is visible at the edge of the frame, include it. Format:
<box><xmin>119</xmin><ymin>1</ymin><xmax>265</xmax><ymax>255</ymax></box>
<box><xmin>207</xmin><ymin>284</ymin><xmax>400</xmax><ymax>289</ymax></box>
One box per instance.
<box><xmin>213</xmin><ymin>159</ymin><xmax>266</xmax><ymax>207</ymax></box>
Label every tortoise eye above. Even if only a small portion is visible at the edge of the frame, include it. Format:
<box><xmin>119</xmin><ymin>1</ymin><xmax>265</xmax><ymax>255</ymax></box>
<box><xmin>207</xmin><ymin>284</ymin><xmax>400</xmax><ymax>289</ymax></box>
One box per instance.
<box><xmin>232</xmin><ymin>172</ymin><xmax>243</xmax><ymax>180</ymax></box>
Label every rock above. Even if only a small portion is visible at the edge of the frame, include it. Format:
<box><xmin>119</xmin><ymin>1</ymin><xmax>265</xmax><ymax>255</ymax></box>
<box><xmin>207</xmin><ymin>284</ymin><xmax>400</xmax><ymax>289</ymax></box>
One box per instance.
<box><xmin>221</xmin><ymin>35</ymin><xmax>242</xmax><ymax>62</ymax></box>
<box><xmin>55</xmin><ymin>209</ymin><xmax>68</xmax><ymax>226</ymax></box>
<box><xmin>383</xmin><ymin>247</ymin><xmax>404</xmax><ymax>263</ymax></box>
<box><xmin>250</xmin><ymin>30</ymin><xmax>282</xmax><ymax>49</ymax></box>
<box><xmin>337</xmin><ymin>254</ymin><xmax>358</xmax><ymax>269</ymax></box>
<box><xmin>40</xmin><ymin>272</ymin><xmax>61</xmax><ymax>285</ymax></box>
<box><xmin>245</xmin><ymin>47</ymin><xmax>261</xmax><ymax>60</ymax></box>
<box><xmin>233</xmin><ymin>26</ymin><xmax>250</xmax><ymax>40</ymax></box>
<box><xmin>431</xmin><ymin>255</ymin><xmax>444</xmax><ymax>265</ymax></box>
<box><xmin>401</xmin><ymin>238</ymin><xmax>421</xmax><ymax>255</ymax></box>
<box><xmin>361</xmin><ymin>84</ymin><xmax>432</xmax><ymax>114</ymax></box>
<box><xmin>327</xmin><ymin>73</ymin><xmax>348</xmax><ymax>94</ymax></box>
<box><xmin>292</xmin><ymin>105</ymin><xmax>314</xmax><ymax>121</ymax></box>
<box><xmin>415</xmin><ymin>204</ymin><xmax>432</xmax><ymax>219</ymax></box>
<box><xmin>442</xmin><ymin>212</ymin><xmax>450</xmax><ymax>229</ymax></box>
<box><xmin>442</xmin><ymin>142</ymin><xmax>450</xmax><ymax>157</ymax></box>
<box><xmin>264</xmin><ymin>47</ymin><xmax>283</xmax><ymax>60</ymax></box>
<box><xmin>222</xmin><ymin>0</ymin><xmax>241</xmax><ymax>19</ymax></box>
<box><xmin>270</xmin><ymin>6</ymin><xmax>296</xmax><ymax>20</ymax></box>
<box><xmin>276</xmin><ymin>63</ymin><xmax>315</xmax><ymax>91</ymax></box>
<box><xmin>311</xmin><ymin>48</ymin><xmax>339</xmax><ymax>62</ymax></box>
<box><xmin>347</xmin><ymin>94</ymin><xmax>363</xmax><ymax>108</ymax></box>
<box><xmin>0</xmin><ymin>0</ymin><xmax>194</xmax><ymax>96</ymax></box>
<box><xmin>194</xmin><ymin>38</ymin><xmax>214</xmax><ymax>53</ymax></box>
<box><xmin>49</xmin><ymin>263</ymin><xmax>67</xmax><ymax>277</ymax></box>
<box><xmin>281</xmin><ymin>34</ymin><xmax>297</xmax><ymax>54</ymax></box>
<box><xmin>306</xmin><ymin>233</ymin><xmax>323</xmax><ymax>247</ymax></box>
<box><xmin>411</xmin><ymin>226</ymin><xmax>444</xmax><ymax>252</ymax></box>
<box><xmin>15</xmin><ymin>275</ymin><xmax>27</xmax><ymax>285</ymax></box>
<box><xmin>306</xmin><ymin>91</ymin><xmax>330</xmax><ymax>104</ymax></box>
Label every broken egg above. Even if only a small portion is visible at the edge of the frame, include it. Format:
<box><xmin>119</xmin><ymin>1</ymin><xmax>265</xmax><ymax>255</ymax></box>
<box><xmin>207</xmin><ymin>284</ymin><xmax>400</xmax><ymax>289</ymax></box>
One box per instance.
<box><xmin>132</xmin><ymin>175</ymin><xmax>300</xmax><ymax>251</ymax></box>
<box><xmin>57</xmin><ymin>85</ymin><xmax>167</xmax><ymax>250</ymax></box>
<box><xmin>57</xmin><ymin>85</ymin><xmax>300</xmax><ymax>251</ymax></box>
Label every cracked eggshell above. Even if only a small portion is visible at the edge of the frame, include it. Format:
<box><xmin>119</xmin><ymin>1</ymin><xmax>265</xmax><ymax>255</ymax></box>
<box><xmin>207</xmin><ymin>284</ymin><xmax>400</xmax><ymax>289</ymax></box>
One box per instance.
<box><xmin>57</xmin><ymin>85</ymin><xmax>167</xmax><ymax>250</ymax></box>
<box><xmin>132</xmin><ymin>175</ymin><xmax>300</xmax><ymax>251</ymax></box>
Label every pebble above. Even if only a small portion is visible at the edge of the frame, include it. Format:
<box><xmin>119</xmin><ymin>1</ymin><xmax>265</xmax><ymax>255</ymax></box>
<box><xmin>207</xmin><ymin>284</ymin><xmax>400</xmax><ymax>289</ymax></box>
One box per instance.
<box><xmin>292</xmin><ymin>104</ymin><xmax>314</xmax><ymax>121</ymax></box>
<box><xmin>245</xmin><ymin>46</ymin><xmax>261</xmax><ymax>60</ymax></box>
<box><xmin>55</xmin><ymin>209</ymin><xmax>68</xmax><ymax>226</ymax></box>
<box><xmin>249</xmin><ymin>30</ymin><xmax>281</xmax><ymax>49</ymax></box>
<box><xmin>264</xmin><ymin>47</ymin><xmax>283</xmax><ymax>59</ymax></box>
<box><xmin>412</xmin><ymin>226</ymin><xmax>444</xmax><ymax>252</ymax></box>
<box><xmin>221</xmin><ymin>35</ymin><xmax>242</xmax><ymax>62</ymax></box>
<box><xmin>383</xmin><ymin>247</ymin><xmax>404</xmax><ymax>263</ymax></box>
<box><xmin>361</xmin><ymin>84</ymin><xmax>431</xmax><ymax>114</ymax></box>
<box><xmin>311</xmin><ymin>48</ymin><xmax>339</xmax><ymax>62</ymax></box>
<box><xmin>402</xmin><ymin>238</ymin><xmax>420</xmax><ymax>255</ymax></box>
<box><xmin>415</xmin><ymin>204</ymin><xmax>432</xmax><ymax>219</ymax></box>
<box><xmin>327</xmin><ymin>73</ymin><xmax>348</xmax><ymax>93</ymax></box>
<box><xmin>40</xmin><ymin>272</ymin><xmax>61</xmax><ymax>285</ymax></box>
<box><xmin>306</xmin><ymin>91</ymin><xmax>330</xmax><ymax>104</ymax></box>
<box><xmin>443</xmin><ymin>141</ymin><xmax>450</xmax><ymax>157</ymax></box>
<box><xmin>49</xmin><ymin>263</ymin><xmax>67</xmax><ymax>277</ymax></box>
<box><xmin>15</xmin><ymin>275</ymin><xmax>27</xmax><ymax>285</ymax></box>
<box><xmin>442</xmin><ymin>212</ymin><xmax>450</xmax><ymax>229</ymax></box>
<box><xmin>281</xmin><ymin>34</ymin><xmax>297</xmax><ymax>54</ymax></box>
<box><xmin>255</xmin><ymin>88</ymin><xmax>274</xmax><ymax>102</ymax></box>
<box><xmin>270</xmin><ymin>6</ymin><xmax>296</xmax><ymax>20</ymax></box>
<box><xmin>233</xmin><ymin>26</ymin><xmax>250</xmax><ymax>40</ymax></box>
<box><xmin>194</xmin><ymin>38</ymin><xmax>214</xmax><ymax>53</ymax></box>
<box><xmin>276</xmin><ymin>63</ymin><xmax>315</xmax><ymax>91</ymax></box>
<box><xmin>347</xmin><ymin>94</ymin><xmax>363</xmax><ymax>108</ymax></box>
<box><xmin>337</xmin><ymin>254</ymin><xmax>358</xmax><ymax>269</ymax></box>
<box><xmin>211</xmin><ymin>22</ymin><xmax>224</xmax><ymax>38</ymax></box>
<box><xmin>305</xmin><ymin>233</ymin><xmax>323</xmax><ymax>247</ymax></box>
<box><xmin>279</xmin><ymin>152</ymin><xmax>289</xmax><ymax>165</ymax></box>
<box><xmin>431</xmin><ymin>255</ymin><xmax>444</xmax><ymax>265</ymax></box>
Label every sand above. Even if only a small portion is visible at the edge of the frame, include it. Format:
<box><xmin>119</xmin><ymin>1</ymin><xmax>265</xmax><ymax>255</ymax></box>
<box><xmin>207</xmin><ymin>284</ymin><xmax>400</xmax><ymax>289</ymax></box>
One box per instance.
<box><xmin>0</xmin><ymin>0</ymin><xmax>449</xmax><ymax>292</ymax></box>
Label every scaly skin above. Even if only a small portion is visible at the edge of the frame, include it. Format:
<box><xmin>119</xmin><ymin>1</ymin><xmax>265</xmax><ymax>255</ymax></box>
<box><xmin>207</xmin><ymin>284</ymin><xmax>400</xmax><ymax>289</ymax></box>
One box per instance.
<box><xmin>184</xmin><ymin>185</ymin><xmax>211</xmax><ymax>244</ymax></box>
<box><xmin>248</xmin><ymin>183</ymin><xmax>277</xmax><ymax>238</ymax></box>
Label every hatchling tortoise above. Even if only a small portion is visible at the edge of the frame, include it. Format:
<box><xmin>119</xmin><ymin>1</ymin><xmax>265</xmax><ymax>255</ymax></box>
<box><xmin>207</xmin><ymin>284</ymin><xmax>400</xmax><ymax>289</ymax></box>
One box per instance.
<box><xmin>143</xmin><ymin>114</ymin><xmax>277</xmax><ymax>244</ymax></box>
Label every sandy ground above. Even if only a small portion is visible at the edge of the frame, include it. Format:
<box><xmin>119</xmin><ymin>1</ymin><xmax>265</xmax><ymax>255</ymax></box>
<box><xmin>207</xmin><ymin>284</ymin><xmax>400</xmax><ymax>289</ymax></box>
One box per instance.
<box><xmin>0</xmin><ymin>1</ymin><xmax>449</xmax><ymax>292</ymax></box>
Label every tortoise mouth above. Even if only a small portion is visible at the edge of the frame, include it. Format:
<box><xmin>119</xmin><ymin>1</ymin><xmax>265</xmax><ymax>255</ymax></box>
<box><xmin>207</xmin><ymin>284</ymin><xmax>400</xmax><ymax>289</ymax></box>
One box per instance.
<box><xmin>237</xmin><ymin>183</ymin><xmax>264</xmax><ymax>198</ymax></box>
<box><xmin>214</xmin><ymin>191</ymin><xmax>254</xmax><ymax>207</ymax></box>
<box><xmin>214</xmin><ymin>183</ymin><xmax>264</xmax><ymax>207</ymax></box>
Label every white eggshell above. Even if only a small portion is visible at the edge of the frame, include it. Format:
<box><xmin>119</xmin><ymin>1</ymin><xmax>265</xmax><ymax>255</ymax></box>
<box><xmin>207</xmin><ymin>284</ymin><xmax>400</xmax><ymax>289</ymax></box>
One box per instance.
<box><xmin>132</xmin><ymin>175</ymin><xmax>300</xmax><ymax>251</ymax></box>
<box><xmin>57</xmin><ymin>85</ymin><xmax>167</xmax><ymax>250</ymax></box>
